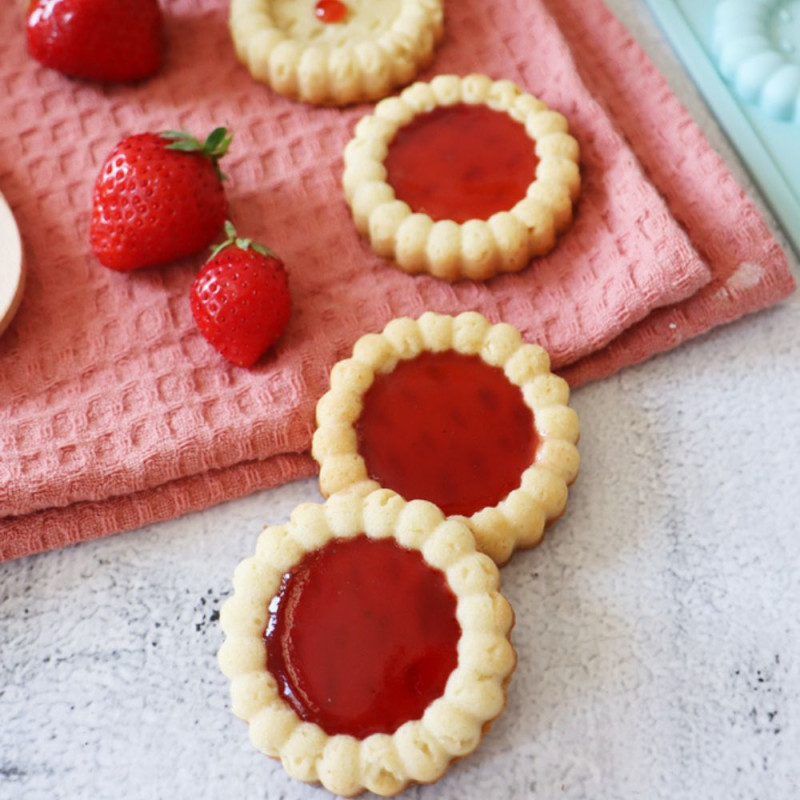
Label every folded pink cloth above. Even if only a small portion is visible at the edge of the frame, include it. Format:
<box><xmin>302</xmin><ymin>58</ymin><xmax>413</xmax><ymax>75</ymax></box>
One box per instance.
<box><xmin>0</xmin><ymin>0</ymin><xmax>793</xmax><ymax>561</ymax></box>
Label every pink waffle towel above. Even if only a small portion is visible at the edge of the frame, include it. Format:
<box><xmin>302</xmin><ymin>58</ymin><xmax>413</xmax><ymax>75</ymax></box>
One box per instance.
<box><xmin>0</xmin><ymin>0</ymin><xmax>794</xmax><ymax>561</ymax></box>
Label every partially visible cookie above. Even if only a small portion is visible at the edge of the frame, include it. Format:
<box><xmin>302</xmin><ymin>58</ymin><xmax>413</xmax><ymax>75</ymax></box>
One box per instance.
<box><xmin>229</xmin><ymin>0</ymin><xmax>444</xmax><ymax>105</ymax></box>
<box><xmin>218</xmin><ymin>488</ymin><xmax>516</xmax><ymax>797</ymax></box>
<box><xmin>312</xmin><ymin>311</ymin><xmax>580</xmax><ymax>565</ymax></box>
<box><xmin>343</xmin><ymin>73</ymin><xmax>581</xmax><ymax>280</ymax></box>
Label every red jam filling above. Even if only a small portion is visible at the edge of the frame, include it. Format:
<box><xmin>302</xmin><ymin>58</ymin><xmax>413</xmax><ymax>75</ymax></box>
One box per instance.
<box><xmin>314</xmin><ymin>0</ymin><xmax>347</xmax><ymax>23</ymax></box>
<box><xmin>356</xmin><ymin>351</ymin><xmax>537</xmax><ymax>517</ymax></box>
<box><xmin>265</xmin><ymin>535</ymin><xmax>460</xmax><ymax>738</ymax></box>
<box><xmin>384</xmin><ymin>103</ymin><xmax>538</xmax><ymax>223</ymax></box>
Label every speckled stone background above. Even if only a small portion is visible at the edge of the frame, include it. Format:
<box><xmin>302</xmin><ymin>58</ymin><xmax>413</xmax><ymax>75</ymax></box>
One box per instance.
<box><xmin>2</xmin><ymin>1</ymin><xmax>799</xmax><ymax>799</ymax></box>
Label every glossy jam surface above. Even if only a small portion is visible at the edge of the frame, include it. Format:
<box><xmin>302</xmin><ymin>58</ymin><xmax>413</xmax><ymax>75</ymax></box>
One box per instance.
<box><xmin>265</xmin><ymin>536</ymin><xmax>460</xmax><ymax>738</ymax></box>
<box><xmin>315</xmin><ymin>0</ymin><xmax>347</xmax><ymax>23</ymax></box>
<box><xmin>384</xmin><ymin>104</ymin><xmax>538</xmax><ymax>223</ymax></box>
<box><xmin>357</xmin><ymin>351</ymin><xmax>537</xmax><ymax>516</ymax></box>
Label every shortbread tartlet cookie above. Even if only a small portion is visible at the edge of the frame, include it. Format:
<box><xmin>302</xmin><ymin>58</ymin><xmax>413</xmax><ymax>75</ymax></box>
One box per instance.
<box><xmin>218</xmin><ymin>488</ymin><xmax>516</xmax><ymax>797</ymax></box>
<box><xmin>343</xmin><ymin>74</ymin><xmax>581</xmax><ymax>281</ymax></box>
<box><xmin>229</xmin><ymin>0</ymin><xmax>444</xmax><ymax>105</ymax></box>
<box><xmin>311</xmin><ymin>312</ymin><xmax>580</xmax><ymax>565</ymax></box>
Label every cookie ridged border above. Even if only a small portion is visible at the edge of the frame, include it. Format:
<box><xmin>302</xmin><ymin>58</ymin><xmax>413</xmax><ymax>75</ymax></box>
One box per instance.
<box><xmin>342</xmin><ymin>74</ymin><xmax>581</xmax><ymax>281</ymax></box>
<box><xmin>218</xmin><ymin>488</ymin><xmax>516</xmax><ymax>797</ymax></box>
<box><xmin>311</xmin><ymin>311</ymin><xmax>580</xmax><ymax>565</ymax></box>
<box><xmin>229</xmin><ymin>0</ymin><xmax>444</xmax><ymax>106</ymax></box>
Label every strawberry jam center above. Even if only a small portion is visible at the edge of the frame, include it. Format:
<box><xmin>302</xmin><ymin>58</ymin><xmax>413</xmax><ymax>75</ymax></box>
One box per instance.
<box><xmin>314</xmin><ymin>0</ymin><xmax>347</xmax><ymax>23</ymax></box>
<box><xmin>265</xmin><ymin>536</ymin><xmax>460</xmax><ymax>738</ymax></box>
<box><xmin>384</xmin><ymin>104</ymin><xmax>538</xmax><ymax>223</ymax></box>
<box><xmin>356</xmin><ymin>351</ymin><xmax>537</xmax><ymax>516</ymax></box>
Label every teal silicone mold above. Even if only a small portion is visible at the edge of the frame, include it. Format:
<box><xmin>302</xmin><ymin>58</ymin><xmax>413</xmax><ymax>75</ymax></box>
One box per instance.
<box><xmin>642</xmin><ymin>0</ymin><xmax>800</xmax><ymax>258</ymax></box>
<box><xmin>712</xmin><ymin>0</ymin><xmax>800</xmax><ymax>123</ymax></box>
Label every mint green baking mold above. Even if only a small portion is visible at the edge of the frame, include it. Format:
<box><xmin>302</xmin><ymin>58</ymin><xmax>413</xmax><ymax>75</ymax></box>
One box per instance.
<box><xmin>712</xmin><ymin>0</ymin><xmax>800</xmax><ymax>123</ymax></box>
<box><xmin>642</xmin><ymin>0</ymin><xmax>800</xmax><ymax>257</ymax></box>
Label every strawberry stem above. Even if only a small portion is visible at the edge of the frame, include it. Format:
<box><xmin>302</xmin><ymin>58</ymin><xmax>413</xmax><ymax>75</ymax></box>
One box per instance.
<box><xmin>209</xmin><ymin>220</ymin><xmax>276</xmax><ymax>260</ymax></box>
<box><xmin>160</xmin><ymin>127</ymin><xmax>232</xmax><ymax>180</ymax></box>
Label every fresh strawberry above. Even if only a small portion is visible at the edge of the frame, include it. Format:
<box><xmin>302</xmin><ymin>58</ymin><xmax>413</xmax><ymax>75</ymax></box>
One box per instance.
<box><xmin>26</xmin><ymin>0</ymin><xmax>164</xmax><ymax>83</ymax></box>
<box><xmin>90</xmin><ymin>128</ymin><xmax>231</xmax><ymax>271</ymax></box>
<box><xmin>190</xmin><ymin>222</ymin><xmax>292</xmax><ymax>367</ymax></box>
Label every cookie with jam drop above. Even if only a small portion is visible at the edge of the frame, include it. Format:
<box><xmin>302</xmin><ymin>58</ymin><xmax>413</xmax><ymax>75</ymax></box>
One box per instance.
<box><xmin>218</xmin><ymin>488</ymin><xmax>516</xmax><ymax>796</ymax></box>
<box><xmin>343</xmin><ymin>73</ymin><xmax>581</xmax><ymax>281</ymax></box>
<box><xmin>229</xmin><ymin>0</ymin><xmax>444</xmax><ymax>105</ymax></box>
<box><xmin>312</xmin><ymin>311</ymin><xmax>580</xmax><ymax>565</ymax></box>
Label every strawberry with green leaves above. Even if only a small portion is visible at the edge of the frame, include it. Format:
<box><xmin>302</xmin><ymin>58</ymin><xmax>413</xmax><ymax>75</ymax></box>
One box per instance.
<box><xmin>26</xmin><ymin>0</ymin><xmax>164</xmax><ymax>83</ymax></box>
<box><xmin>90</xmin><ymin>128</ymin><xmax>232</xmax><ymax>272</ymax></box>
<box><xmin>191</xmin><ymin>222</ymin><xmax>292</xmax><ymax>367</ymax></box>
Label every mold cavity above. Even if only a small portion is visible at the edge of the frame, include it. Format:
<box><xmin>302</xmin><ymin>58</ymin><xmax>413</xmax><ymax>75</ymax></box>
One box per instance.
<box><xmin>770</xmin><ymin>1</ymin><xmax>800</xmax><ymax>63</ymax></box>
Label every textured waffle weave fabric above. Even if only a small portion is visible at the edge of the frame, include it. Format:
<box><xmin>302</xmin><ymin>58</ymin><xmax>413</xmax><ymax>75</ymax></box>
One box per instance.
<box><xmin>0</xmin><ymin>0</ymin><xmax>794</xmax><ymax>561</ymax></box>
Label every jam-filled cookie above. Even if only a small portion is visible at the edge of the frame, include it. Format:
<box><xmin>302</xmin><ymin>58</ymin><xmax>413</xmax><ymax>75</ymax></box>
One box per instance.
<box><xmin>218</xmin><ymin>488</ymin><xmax>516</xmax><ymax>796</ymax></box>
<box><xmin>343</xmin><ymin>74</ymin><xmax>581</xmax><ymax>281</ymax></box>
<box><xmin>312</xmin><ymin>312</ymin><xmax>580</xmax><ymax>565</ymax></box>
<box><xmin>229</xmin><ymin>0</ymin><xmax>444</xmax><ymax>105</ymax></box>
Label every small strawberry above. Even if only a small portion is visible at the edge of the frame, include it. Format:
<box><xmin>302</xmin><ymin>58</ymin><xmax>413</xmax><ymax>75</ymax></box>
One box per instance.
<box><xmin>26</xmin><ymin>0</ymin><xmax>164</xmax><ymax>83</ymax></box>
<box><xmin>90</xmin><ymin>128</ymin><xmax>231</xmax><ymax>271</ymax></box>
<box><xmin>191</xmin><ymin>222</ymin><xmax>292</xmax><ymax>367</ymax></box>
